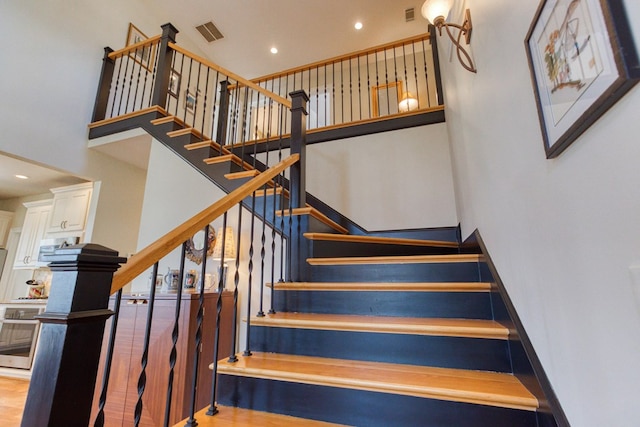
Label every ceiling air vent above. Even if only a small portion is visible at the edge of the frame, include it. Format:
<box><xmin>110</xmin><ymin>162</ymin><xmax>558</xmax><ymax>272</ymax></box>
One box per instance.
<box><xmin>196</xmin><ymin>21</ymin><xmax>224</xmax><ymax>43</ymax></box>
<box><xmin>405</xmin><ymin>7</ymin><xmax>415</xmax><ymax>22</ymax></box>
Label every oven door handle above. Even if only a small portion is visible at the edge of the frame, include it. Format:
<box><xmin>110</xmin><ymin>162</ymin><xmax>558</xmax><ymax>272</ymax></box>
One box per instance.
<box><xmin>0</xmin><ymin>319</ymin><xmax>40</xmax><ymax>325</ymax></box>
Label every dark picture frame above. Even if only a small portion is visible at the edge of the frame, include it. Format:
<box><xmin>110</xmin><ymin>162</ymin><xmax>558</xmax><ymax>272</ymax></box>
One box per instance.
<box><xmin>126</xmin><ymin>23</ymin><xmax>156</xmax><ymax>71</ymax></box>
<box><xmin>525</xmin><ymin>0</ymin><xmax>639</xmax><ymax>158</ymax></box>
<box><xmin>184</xmin><ymin>89</ymin><xmax>197</xmax><ymax>113</ymax></box>
<box><xmin>168</xmin><ymin>69</ymin><xmax>181</xmax><ymax>98</ymax></box>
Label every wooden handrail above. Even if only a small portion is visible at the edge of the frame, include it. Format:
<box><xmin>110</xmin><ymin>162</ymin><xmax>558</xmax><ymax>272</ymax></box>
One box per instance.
<box><xmin>111</xmin><ymin>154</ymin><xmax>299</xmax><ymax>293</ymax></box>
<box><xmin>168</xmin><ymin>42</ymin><xmax>292</xmax><ymax>109</ymax></box>
<box><xmin>108</xmin><ymin>35</ymin><xmax>162</xmax><ymax>60</ymax></box>
<box><xmin>249</xmin><ymin>33</ymin><xmax>431</xmax><ymax>84</ymax></box>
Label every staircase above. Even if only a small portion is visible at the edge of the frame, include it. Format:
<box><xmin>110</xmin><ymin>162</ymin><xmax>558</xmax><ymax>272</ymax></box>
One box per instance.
<box><xmin>85</xmin><ymin>102</ymin><xmax>563</xmax><ymax>426</ymax></box>
<box><xmin>209</xmin><ymin>233</ymin><xmax>552</xmax><ymax>426</ymax></box>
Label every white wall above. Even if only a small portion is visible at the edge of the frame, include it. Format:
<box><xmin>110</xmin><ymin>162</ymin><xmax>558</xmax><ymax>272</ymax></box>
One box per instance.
<box><xmin>135</xmin><ymin>140</ymin><xmax>282</xmax><ymax>350</ymax></box>
<box><xmin>262</xmin><ymin>124</ymin><xmax>458</xmax><ymax>231</ymax></box>
<box><xmin>441</xmin><ymin>1</ymin><xmax>640</xmax><ymax>426</ymax></box>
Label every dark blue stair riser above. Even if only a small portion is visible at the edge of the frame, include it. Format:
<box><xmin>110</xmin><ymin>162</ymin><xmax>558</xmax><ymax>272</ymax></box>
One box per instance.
<box><xmin>216</xmin><ymin>375</ymin><xmax>538</xmax><ymax>427</ymax></box>
<box><xmin>249</xmin><ymin>326</ymin><xmax>511</xmax><ymax>372</ymax></box>
<box><xmin>274</xmin><ymin>290</ymin><xmax>493</xmax><ymax>319</ymax></box>
<box><xmin>308</xmin><ymin>240</ymin><xmax>460</xmax><ymax>258</ymax></box>
<box><xmin>308</xmin><ymin>262</ymin><xmax>481</xmax><ymax>283</ymax></box>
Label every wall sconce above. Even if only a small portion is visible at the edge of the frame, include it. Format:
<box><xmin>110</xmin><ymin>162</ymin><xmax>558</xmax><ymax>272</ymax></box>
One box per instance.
<box><xmin>421</xmin><ymin>0</ymin><xmax>476</xmax><ymax>73</ymax></box>
<box><xmin>212</xmin><ymin>226</ymin><xmax>237</xmax><ymax>289</ymax></box>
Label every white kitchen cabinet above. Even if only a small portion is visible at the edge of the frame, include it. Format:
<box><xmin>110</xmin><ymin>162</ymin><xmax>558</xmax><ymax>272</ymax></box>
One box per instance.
<box><xmin>0</xmin><ymin>210</ymin><xmax>14</xmax><ymax>247</ymax></box>
<box><xmin>47</xmin><ymin>183</ymin><xmax>93</xmax><ymax>234</ymax></box>
<box><xmin>13</xmin><ymin>201</ymin><xmax>52</xmax><ymax>269</ymax></box>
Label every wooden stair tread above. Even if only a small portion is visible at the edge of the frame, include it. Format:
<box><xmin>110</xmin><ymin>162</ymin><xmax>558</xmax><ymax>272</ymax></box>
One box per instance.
<box><xmin>216</xmin><ymin>352</ymin><xmax>538</xmax><ymax>411</ymax></box>
<box><xmin>307</xmin><ymin>254</ymin><xmax>484</xmax><ymax>266</ymax></box>
<box><xmin>277</xmin><ymin>207</ymin><xmax>349</xmax><ymax>234</ymax></box>
<box><xmin>251</xmin><ymin>313</ymin><xmax>509</xmax><ymax>339</ymax></box>
<box><xmin>186</xmin><ymin>139</ymin><xmax>226</xmax><ymax>152</ymax></box>
<box><xmin>271</xmin><ymin>281</ymin><xmax>492</xmax><ymax>292</ymax></box>
<box><xmin>176</xmin><ymin>405</ymin><xmax>347</xmax><ymax>427</ymax></box>
<box><xmin>225</xmin><ymin>170</ymin><xmax>261</xmax><ymax>180</ymax></box>
<box><xmin>88</xmin><ymin>106</ymin><xmax>167</xmax><ymax>128</ymax></box>
<box><xmin>151</xmin><ymin>115</ymin><xmax>186</xmax><ymax>127</ymax></box>
<box><xmin>167</xmin><ymin>127</ymin><xmax>207</xmax><ymax>139</ymax></box>
<box><xmin>304</xmin><ymin>232</ymin><xmax>459</xmax><ymax>248</ymax></box>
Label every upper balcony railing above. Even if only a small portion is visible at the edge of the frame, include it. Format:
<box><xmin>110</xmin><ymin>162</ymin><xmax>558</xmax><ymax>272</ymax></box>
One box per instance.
<box><xmin>247</xmin><ymin>32</ymin><xmax>442</xmax><ymax>134</ymax></box>
<box><xmin>93</xmin><ymin>25</ymin><xmax>442</xmax><ymax>149</ymax></box>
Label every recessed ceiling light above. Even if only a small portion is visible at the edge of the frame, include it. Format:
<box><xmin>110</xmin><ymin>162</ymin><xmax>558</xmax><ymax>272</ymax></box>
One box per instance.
<box><xmin>355</xmin><ymin>22</ymin><xmax>363</xmax><ymax>30</ymax></box>
<box><xmin>15</xmin><ymin>174</ymin><xmax>29</xmax><ymax>180</ymax></box>
<box><xmin>270</xmin><ymin>47</ymin><xmax>278</xmax><ymax>54</ymax></box>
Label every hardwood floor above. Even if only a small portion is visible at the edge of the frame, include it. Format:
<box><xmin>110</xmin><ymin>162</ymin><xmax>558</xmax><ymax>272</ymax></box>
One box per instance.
<box><xmin>0</xmin><ymin>376</ymin><xmax>28</xmax><ymax>426</ymax></box>
<box><xmin>0</xmin><ymin>376</ymin><xmax>345</xmax><ymax>426</ymax></box>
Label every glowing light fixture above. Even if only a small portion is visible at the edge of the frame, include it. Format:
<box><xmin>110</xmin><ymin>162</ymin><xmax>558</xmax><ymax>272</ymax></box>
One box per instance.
<box><xmin>398</xmin><ymin>92</ymin><xmax>419</xmax><ymax>112</ymax></box>
<box><xmin>270</xmin><ymin>47</ymin><xmax>278</xmax><ymax>54</ymax></box>
<box><xmin>354</xmin><ymin>22</ymin><xmax>363</xmax><ymax>30</ymax></box>
<box><xmin>15</xmin><ymin>174</ymin><xmax>29</xmax><ymax>179</ymax></box>
<box><xmin>421</xmin><ymin>0</ymin><xmax>476</xmax><ymax>73</ymax></box>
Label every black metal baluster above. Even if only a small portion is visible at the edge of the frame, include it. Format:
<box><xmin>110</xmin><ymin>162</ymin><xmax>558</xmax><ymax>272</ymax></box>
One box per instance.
<box><xmin>357</xmin><ymin>55</ymin><xmax>362</xmax><ymax>121</ymax></box>
<box><xmin>162</xmin><ymin>245</ymin><xmax>187</xmax><ymax>427</ymax></box>
<box><xmin>244</xmin><ymin>192</ymin><xmax>256</xmax><ymax>357</ymax></box>
<box><xmin>208</xmin><ymin>215</ymin><xmax>227</xmax><ymax>416</ymax></box>
<box><xmin>393</xmin><ymin>45</ymin><xmax>399</xmax><ymax>108</ymax></box>
<box><xmin>124</xmin><ymin>52</ymin><xmax>136</xmax><ymax>115</ymax></box>
<box><xmin>340</xmin><ymin>59</ymin><xmax>344</xmax><ymax>124</ymax></box>
<box><xmin>332</xmin><ymin>62</ymin><xmax>336</xmax><ymax>125</ymax></box>
<box><xmin>423</xmin><ymin>38</ymin><xmax>434</xmax><ymax>105</ymax></box>
<box><xmin>200</xmin><ymin>67</ymin><xmax>210</xmax><ymax>137</ymax></box>
<box><xmin>324</xmin><ymin>64</ymin><xmax>328</xmax><ymax>126</ymax></box>
<box><xmin>117</xmin><ymin>55</ymin><xmax>132</xmax><ymax>116</ymax></box>
<box><xmin>93</xmin><ymin>288</ymin><xmax>123</xmax><ymax>427</ymax></box>
<box><xmin>228</xmin><ymin>206</ymin><xmax>242</xmax><ymax>363</ymax></box>
<box><xmin>192</xmin><ymin>63</ymin><xmax>203</xmax><ymax>123</ymax></box>
<box><xmin>183</xmin><ymin>57</ymin><xmax>194</xmax><ymax>124</ymax></box>
<box><xmin>209</xmin><ymin>70</ymin><xmax>220</xmax><ymax>143</ymax></box>
<box><xmin>172</xmin><ymin>54</ymin><xmax>185</xmax><ymax>117</ymax></box>
<box><xmin>383</xmin><ymin>48</ymin><xmax>390</xmax><ymax>115</ymax></box>
<box><xmin>402</xmin><ymin>43</ymin><xmax>409</xmax><ymax>111</ymax></box>
<box><xmin>184</xmin><ymin>225</ymin><xmax>210</xmax><ymax>426</ymax></box>
<box><xmin>366</xmin><ymin>52</ymin><xmax>372</xmax><ymax>119</ymax></box>
<box><xmin>412</xmin><ymin>41</ymin><xmax>421</xmax><ymax>109</ymax></box>
<box><xmin>110</xmin><ymin>56</ymin><xmax>124</xmax><ymax>118</ymax></box>
<box><xmin>133</xmin><ymin>263</ymin><xmax>158</xmax><ymax>427</ymax></box>
<box><xmin>315</xmin><ymin>65</ymin><xmax>319</xmax><ymax>128</ymax></box>
<box><xmin>131</xmin><ymin>47</ymin><xmax>144</xmax><ymax>112</ymax></box>
<box><xmin>348</xmin><ymin>57</ymin><xmax>353</xmax><ymax>122</ymax></box>
<box><xmin>145</xmin><ymin>44</ymin><xmax>159</xmax><ymax>110</ymax></box>
<box><xmin>278</xmin><ymin>105</ymin><xmax>286</xmax><ymax>282</ymax></box>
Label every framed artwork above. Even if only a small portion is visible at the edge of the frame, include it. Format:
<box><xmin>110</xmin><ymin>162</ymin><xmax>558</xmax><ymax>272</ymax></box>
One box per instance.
<box><xmin>168</xmin><ymin>69</ymin><xmax>181</xmax><ymax>98</ymax></box>
<box><xmin>525</xmin><ymin>0</ymin><xmax>639</xmax><ymax>158</ymax></box>
<box><xmin>126</xmin><ymin>23</ymin><xmax>156</xmax><ymax>71</ymax></box>
<box><xmin>184</xmin><ymin>89</ymin><xmax>197</xmax><ymax>113</ymax></box>
<box><xmin>372</xmin><ymin>81</ymin><xmax>403</xmax><ymax>117</ymax></box>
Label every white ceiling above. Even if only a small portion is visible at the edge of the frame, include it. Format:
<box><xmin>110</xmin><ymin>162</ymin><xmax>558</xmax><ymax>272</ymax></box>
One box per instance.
<box><xmin>0</xmin><ymin>153</ymin><xmax>88</xmax><ymax>200</ymax></box>
<box><xmin>154</xmin><ymin>0</ymin><xmax>430</xmax><ymax>78</ymax></box>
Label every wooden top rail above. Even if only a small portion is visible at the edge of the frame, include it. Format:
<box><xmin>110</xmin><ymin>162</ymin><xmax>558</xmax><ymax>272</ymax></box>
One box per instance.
<box><xmin>111</xmin><ymin>153</ymin><xmax>299</xmax><ymax>293</ymax></box>
<box><xmin>250</xmin><ymin>33</ymin><xmax>432</xmax><ymax>84</ymax></box>
<box><xmin>168</xmin><ymin>42</ymin><xmax>292</xmax><ymax>109</ymax></box>
<box><xmin>108</xmin><ymin>35</ymin><xmax>162</xmax><ymax>60</ymax></box>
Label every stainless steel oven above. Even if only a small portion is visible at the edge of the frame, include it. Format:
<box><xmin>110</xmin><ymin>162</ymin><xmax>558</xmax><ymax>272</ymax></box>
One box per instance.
<box><xmin>0</xmin><ymin>304</ymin><xmax>45</xmax><ymax>369</ymax></box>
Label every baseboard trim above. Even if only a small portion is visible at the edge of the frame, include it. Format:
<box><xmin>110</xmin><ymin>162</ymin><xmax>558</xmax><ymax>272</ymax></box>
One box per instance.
<box><xmin>465</xmin><ymin>229</ymin><xmax>571</xmax><ymax>427</ymax></box>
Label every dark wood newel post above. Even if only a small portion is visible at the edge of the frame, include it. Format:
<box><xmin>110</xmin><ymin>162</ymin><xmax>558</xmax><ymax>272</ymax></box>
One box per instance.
<box><xmin>215</xmin><ymin>80</ymin><xmax>231</xmax><ymax>148</ymax></box>
<box><xmin>151</xmin><ymin>23</ymin><xmax>179</xmax><ymax>108</ymax></box>
<box><xmin>91</xmin><ymin>47</ymin><xmax>115</xmax><ymax>122</ymax></box>
<box><xmin>288</xmin><ymin>90</ymin><xmax>309</xmax><ymax>281</ymax></box>
<box><xmin>20</xmin><ymin>244</ymin><xmax>126</xmax><ymax>427</ymax></box>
